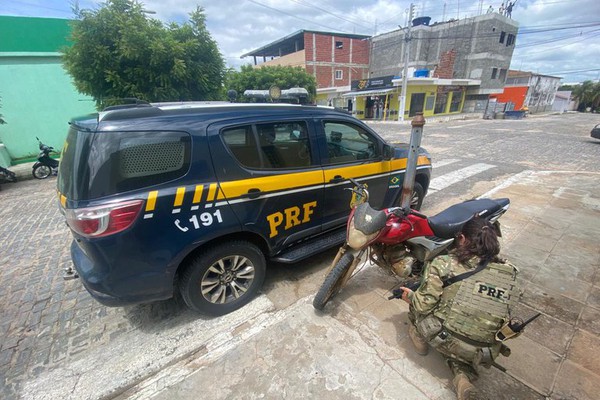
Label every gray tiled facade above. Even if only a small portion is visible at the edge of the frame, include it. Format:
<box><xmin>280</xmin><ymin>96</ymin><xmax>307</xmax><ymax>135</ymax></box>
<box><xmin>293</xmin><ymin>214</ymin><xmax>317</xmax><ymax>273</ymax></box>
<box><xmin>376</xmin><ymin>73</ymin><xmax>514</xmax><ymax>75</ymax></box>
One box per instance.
<box><xmin>370</xmin><ymin>13</ymin><xmax>519</xmax><ymax>95</ymax></box>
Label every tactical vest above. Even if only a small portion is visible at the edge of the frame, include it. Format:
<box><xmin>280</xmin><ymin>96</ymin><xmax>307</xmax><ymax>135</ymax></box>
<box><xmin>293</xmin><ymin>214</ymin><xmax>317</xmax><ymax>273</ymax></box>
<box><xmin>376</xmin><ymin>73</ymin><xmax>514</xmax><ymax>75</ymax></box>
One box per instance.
<box><xmin>433</xmin><ymin>262</ymin><xmax>519</xmax><ymax>344</ymax></box>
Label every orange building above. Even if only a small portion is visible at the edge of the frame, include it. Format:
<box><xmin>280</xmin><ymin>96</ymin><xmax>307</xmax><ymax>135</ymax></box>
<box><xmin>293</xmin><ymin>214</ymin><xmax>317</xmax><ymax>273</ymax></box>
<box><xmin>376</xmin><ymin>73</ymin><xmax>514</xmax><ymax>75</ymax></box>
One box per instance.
<box><xmin>490</xmin><ymin>86</ymin><xmax>528</xmax><ymax>109</ymax></box>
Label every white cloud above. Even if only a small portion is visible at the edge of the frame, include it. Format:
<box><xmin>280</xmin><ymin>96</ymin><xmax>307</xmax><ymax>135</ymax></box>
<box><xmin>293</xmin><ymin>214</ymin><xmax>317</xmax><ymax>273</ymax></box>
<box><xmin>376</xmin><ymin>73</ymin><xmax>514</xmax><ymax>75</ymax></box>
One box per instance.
<box><xmin>1</xmin><ymin>0</ymin><xmax>598</xmax><ymax>82</ymax></box>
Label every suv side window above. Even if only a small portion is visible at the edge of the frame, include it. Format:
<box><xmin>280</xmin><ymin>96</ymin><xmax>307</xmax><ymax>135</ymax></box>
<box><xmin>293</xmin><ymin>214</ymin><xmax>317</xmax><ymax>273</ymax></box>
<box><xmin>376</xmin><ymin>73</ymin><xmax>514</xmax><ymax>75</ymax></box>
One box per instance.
<box><xmin>61</xmin><ymin>130</ymin><xmax>191</xmax><ymax>199</ymax></box>
<box><xmin>222</xmin><ymin>121</ymin><xmax>312</xmax><ymax>169</ymax></box>
<box><xmin>222</xmin><ymin>126</ymin><xmax>261</xmax><ymax>169</ymax></box>
<box><xmin>323</xmin><ymin>121</ymin><xmax>380</xmax><ymax>164</ymax></box>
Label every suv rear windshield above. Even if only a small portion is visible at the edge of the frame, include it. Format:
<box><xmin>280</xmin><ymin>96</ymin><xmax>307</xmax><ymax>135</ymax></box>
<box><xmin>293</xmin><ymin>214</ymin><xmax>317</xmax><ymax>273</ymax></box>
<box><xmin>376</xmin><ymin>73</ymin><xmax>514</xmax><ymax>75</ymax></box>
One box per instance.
<box><xmin>58</xmin><ymin>125</ymin><xmax>191</xmax><ymax>200</ymax></box>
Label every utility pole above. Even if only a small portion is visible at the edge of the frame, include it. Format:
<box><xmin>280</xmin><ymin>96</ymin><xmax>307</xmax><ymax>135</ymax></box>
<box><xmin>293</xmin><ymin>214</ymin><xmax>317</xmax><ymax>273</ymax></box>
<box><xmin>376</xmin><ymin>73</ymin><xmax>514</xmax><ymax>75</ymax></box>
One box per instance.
<box><xmin>399</xmin><ymin>3</ymin><xmax>415</xmax><ymax>122</ymax></box>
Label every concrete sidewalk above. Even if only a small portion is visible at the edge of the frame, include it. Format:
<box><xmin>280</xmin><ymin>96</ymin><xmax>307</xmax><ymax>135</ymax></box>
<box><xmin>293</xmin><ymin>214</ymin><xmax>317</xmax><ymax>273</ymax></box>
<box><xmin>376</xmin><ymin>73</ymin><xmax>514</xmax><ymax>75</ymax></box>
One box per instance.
<box><xmin>2</xmin><ymin>161</ymin><xmax>37</xmax><ymax>182</ymax></box>
<box><xmin>118</xmin><ymin>170</ymin><xmax>600</xmax><ymax>400</ymax></box>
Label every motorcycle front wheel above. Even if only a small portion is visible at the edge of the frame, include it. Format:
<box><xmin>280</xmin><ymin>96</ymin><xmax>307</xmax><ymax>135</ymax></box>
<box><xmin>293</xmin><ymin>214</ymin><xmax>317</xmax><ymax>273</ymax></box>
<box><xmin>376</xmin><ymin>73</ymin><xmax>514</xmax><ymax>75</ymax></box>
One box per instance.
<box><xmin>33</xmin><ymin>165</ymin><xmax>51</xmax><ymax>179</ymax></box>
<box><xmin>313</xmin><ymin>252</ymin><xmax>354</xmax><ymax>311</ymax></box>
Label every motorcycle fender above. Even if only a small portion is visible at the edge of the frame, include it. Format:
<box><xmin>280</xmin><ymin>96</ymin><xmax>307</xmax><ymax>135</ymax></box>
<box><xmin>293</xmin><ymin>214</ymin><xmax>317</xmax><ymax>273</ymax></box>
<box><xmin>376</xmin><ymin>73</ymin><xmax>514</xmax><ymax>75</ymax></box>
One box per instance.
<box><xmin>32</xmin><ymin>162</ymin><xmax>42</xmax><ymax>169</ymax></box>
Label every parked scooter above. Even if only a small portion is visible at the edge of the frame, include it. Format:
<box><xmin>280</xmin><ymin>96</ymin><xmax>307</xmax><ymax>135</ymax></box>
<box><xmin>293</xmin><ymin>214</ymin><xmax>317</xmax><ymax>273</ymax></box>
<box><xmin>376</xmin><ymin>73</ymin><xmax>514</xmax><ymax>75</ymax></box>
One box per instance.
<box><xmin>0</xmin><ymin>165</ymin><xmax>17</xmax><ymax>185</ymax></box>
<box><xmin>32</xmin><ymin>137</ymin><xmax>59</xmax><ymax>179</ymax></box>
<box><xmin>312</xmin><ymin>178</ymin><xmax>510</xmax><ymax>310</ymax></box>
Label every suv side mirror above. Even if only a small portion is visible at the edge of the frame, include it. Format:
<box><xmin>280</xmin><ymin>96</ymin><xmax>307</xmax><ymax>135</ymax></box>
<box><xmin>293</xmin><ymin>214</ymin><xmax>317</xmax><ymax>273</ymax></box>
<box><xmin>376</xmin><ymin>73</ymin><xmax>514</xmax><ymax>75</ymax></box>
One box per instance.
<box><xmin>382</xmin><ymin>144</ymin><xmax>394</xmax><ymax>160</ymax></box>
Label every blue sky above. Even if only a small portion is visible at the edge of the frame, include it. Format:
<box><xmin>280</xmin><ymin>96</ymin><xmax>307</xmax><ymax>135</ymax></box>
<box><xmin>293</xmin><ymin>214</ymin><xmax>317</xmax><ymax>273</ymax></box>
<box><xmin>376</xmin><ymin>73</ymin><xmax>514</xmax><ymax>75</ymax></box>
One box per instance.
<box><xmin>1</xmin><ymin>0</ymin><xmax>599</xmax><ymax>84</ymax></box>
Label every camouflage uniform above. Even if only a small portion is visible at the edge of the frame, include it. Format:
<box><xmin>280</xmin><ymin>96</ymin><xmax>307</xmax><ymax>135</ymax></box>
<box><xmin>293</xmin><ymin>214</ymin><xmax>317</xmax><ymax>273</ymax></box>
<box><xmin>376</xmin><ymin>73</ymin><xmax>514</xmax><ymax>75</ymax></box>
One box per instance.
<box><xmin>408</xmin><ymin>254</ymin><xmax>519</xmax><ymax>380</ymax></box>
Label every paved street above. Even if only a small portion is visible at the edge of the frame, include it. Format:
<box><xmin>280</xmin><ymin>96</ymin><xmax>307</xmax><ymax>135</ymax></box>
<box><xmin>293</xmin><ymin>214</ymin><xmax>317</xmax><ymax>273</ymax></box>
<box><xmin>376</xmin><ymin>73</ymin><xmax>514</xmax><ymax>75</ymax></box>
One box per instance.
<box><xmin>1</xmin><ymin>112</ymin><xmax>599</xmax><ymax>399</ymax></box>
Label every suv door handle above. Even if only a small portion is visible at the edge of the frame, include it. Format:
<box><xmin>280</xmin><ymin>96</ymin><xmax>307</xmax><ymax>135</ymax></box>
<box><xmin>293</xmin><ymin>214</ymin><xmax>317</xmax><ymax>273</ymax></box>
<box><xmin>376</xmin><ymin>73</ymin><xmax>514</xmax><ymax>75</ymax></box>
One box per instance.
<box><xmin>329</xmin><ymin>175</ymin><xmax>345</xmax><ymax>184</ymax></box>
<box><xmin>247</xmin><ymin>188</ymin><xmax>262</xmax><ymax>199</ymax></box>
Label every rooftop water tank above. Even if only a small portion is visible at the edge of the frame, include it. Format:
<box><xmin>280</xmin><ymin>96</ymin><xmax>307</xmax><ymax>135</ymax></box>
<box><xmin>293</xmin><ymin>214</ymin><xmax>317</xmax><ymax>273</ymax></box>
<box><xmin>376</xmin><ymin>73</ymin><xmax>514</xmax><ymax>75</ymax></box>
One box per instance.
<box><xmin>414</xmin><ymin>69</ymin><xmax>429</xmax><ymax>78</ymax></box>
<box><xmin>412</xmin><ymin>16</ymin><xmax>431</xmax><ymax>27</ymax></box>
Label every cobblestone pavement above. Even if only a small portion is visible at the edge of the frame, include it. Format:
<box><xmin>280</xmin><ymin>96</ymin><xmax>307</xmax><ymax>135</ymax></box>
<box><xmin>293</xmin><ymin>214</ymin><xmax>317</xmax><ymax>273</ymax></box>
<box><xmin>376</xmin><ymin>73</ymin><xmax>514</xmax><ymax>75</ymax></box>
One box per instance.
<box><xmin>1</xmin><ymin>112</ymin><xmax>599</xmax><ymax>399</ymax></box>
<box><xmin>0</xmin><ymin>178</ymin><xmax>195</xmax><ymax>399</ymax></box>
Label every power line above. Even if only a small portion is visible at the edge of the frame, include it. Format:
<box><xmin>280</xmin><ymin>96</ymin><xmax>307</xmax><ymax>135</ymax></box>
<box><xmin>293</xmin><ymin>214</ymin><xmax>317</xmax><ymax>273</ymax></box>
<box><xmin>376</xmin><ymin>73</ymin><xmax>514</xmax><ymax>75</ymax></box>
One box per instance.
<box><xmin>545</xmin><ymin>68</ymin><xmax>600</xmax><ymax>75</ymax></box>
<box><xmin>2</xmin><ymin>0</ymin><xmax>73</xmax><ymax>15</ymax></box>
<box><xmin>366</xmin><ymin>21</ymin><xmax>600</xmax><ymax>56</ymax></box>
<box><xmin>516</xmin><ymin>28</ymin><xmax>600</xmax><ymax>48</ymax></box>
<box><xmin>245</xmin><ymin>0</ymin><xmax>359</xmax><ymax>35</ymax></box>
<box><xmin>287</xmin><ymin>0</ymin><xmax>374</xmax><ymax>32</ymax></box>
<box><xmin>516</xmin><ymin>30</ymin><xmax>600</xmax><ymax>55</ymax></box>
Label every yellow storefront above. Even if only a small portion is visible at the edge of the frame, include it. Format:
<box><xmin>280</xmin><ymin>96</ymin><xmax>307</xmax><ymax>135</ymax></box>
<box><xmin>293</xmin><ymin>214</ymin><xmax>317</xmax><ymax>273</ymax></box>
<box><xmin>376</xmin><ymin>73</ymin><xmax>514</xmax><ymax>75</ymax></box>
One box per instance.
<box><xmin>344</xmin><ymin>77</ymin><xmax>479</xmax><ymax>121</ymax></box>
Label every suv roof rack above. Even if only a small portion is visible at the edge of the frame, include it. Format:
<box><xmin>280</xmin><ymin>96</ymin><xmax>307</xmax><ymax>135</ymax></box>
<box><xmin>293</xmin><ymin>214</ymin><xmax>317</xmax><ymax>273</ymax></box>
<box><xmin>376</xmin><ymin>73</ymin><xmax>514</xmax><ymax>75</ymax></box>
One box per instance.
<box><xmin>101</xmin><ymin>98</ymin><xmax>152</xmax><ymax>112</ymax></box>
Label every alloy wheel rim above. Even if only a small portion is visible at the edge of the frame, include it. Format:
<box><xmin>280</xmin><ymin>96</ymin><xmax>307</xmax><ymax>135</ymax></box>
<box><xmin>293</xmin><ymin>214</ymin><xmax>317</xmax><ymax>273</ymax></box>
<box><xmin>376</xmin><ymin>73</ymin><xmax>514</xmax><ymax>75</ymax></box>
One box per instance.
<box><xmin>35</xmin><ymin>165</ymin><xmax>51</xmax><ymax>178</ymax></box>
<box><xmin>200</xmin><ymin>255</ymin><xmax>255</xmax><ymax>304</ymax></box>
<box><xmin>410</xmin><ymin>190</ymin><xmax>420</xmax><ymax>208</ymax></box>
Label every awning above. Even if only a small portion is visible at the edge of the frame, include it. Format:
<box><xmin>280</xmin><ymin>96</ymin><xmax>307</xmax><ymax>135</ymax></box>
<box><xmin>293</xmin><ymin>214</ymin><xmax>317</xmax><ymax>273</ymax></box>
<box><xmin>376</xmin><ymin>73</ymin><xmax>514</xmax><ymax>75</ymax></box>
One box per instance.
<box><xmin>342</xmin><ymin>88</ymin><xmax>395</xmax><ymax>97</ymax></box>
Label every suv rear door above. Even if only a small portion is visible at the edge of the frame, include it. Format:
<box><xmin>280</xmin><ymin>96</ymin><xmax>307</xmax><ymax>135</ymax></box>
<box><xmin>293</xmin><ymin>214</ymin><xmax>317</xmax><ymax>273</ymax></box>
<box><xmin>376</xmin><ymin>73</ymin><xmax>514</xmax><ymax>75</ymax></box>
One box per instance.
<box><xmin>208</xmin><ymin>117</ymin><xmax>325</xmax><ymax>253</ymax></box>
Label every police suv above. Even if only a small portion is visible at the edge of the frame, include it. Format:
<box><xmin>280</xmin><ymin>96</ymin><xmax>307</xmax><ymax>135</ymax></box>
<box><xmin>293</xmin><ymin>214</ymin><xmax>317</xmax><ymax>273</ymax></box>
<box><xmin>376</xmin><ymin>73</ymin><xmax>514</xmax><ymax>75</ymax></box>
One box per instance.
<box><xmin>57</xmin><ymin>102</ymin><xmax>432</xmax><ymax>316</ymax></box>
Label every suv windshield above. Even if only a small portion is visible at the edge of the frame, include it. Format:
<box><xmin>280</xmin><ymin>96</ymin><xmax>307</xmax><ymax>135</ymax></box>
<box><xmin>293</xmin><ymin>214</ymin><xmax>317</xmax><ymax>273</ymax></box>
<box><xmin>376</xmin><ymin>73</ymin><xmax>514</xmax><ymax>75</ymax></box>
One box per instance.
<box><xmin>58</xmin><ymin>125</ymin><xmax>191</xmax><ymax>200</ymax></box>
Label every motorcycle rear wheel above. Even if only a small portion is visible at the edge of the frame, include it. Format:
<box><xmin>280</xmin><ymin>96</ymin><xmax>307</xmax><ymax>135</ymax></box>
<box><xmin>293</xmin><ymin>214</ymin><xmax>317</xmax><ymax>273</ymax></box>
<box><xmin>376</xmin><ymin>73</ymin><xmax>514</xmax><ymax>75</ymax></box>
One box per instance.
<box><xmin>33</xmin><ymin>165</ymin><xmax>51</xmax><ymax>179</ymax></box>
<box><xmin>313</xmin><ymin>252</ymin><xmax>354</xmax><ymax>311</ymax></box>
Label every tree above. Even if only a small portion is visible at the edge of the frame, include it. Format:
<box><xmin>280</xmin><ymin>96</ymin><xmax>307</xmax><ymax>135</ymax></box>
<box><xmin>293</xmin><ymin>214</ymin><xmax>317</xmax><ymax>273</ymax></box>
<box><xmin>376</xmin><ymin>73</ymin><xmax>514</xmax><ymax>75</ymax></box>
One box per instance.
<box><xmin>63</xmin><ymin>0</ymin><xmax>225</xmax><ymax>108</ymax></box>
<box><xmin>225</xmin><ymin>65</ymin><xmax>317</xmax><ymax>102</ymax></box>
<box><xmin>571</xmin><ymin>80</ymin><xmax>600</xmax><ymax>112</ymax></box>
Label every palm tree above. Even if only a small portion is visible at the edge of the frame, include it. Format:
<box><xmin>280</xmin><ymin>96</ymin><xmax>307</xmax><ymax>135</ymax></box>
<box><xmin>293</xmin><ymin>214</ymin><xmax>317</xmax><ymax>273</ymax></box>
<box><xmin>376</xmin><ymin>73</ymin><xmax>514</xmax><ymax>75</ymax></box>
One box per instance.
<box><xmin>572</xmin><ymin>80</ymin><xmax>600</xmax><ymax>111</ymax></box>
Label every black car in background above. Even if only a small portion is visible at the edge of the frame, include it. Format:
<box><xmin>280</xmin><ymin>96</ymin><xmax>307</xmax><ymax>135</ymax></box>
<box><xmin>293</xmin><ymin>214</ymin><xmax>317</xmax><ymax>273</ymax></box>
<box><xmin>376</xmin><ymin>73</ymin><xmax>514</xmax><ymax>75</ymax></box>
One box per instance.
<box><xmin>592</xmin><ymin>124</ymin><xmax>600</xmax><ymax>140</ymax></box>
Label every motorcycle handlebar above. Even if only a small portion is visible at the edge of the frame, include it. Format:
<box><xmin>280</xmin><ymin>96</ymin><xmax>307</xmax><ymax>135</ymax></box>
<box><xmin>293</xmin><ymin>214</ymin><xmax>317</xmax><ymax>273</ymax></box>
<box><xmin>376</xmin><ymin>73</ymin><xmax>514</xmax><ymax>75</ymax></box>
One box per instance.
<box><xmin>348</xmin><ymin>177</ymin><xmax>360</xmax><ymax>187</ymax></box>
<box><xmin>389</xmin><ymin>207</ymin><xmax>428</xmax><ymax>219</ymax></box>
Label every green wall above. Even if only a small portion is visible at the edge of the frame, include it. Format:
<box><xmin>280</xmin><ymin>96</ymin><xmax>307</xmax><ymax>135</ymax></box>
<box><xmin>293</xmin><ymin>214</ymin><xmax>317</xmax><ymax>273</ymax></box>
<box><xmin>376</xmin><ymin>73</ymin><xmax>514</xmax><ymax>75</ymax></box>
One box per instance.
<box><xmin>0</xmin><ymin>16</ymin><xmax>96</xmax><ymax>164</ymax></box>
<box><xmin>0</xmin><ymin>16</ymin><xmax>72</xmax><ymax>52</ymax></box>
<box><xmin>0</xmin><ymin>56</ymin><xmax>95</xmax><ymax>161</ymax></box>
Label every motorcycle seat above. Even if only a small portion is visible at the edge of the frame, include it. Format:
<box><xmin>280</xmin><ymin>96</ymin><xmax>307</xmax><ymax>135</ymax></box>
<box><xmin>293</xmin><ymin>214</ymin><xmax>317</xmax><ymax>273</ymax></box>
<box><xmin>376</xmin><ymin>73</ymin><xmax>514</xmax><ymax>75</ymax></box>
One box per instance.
<box><xmin>428</xmin><ymin>198</ymin><xmax>510</xmax><ymax>239</ymax></box>
<box><xmin>353</xmin><ymin>202</ymin><xmax>388</xmax><ymax>235</ymax></box>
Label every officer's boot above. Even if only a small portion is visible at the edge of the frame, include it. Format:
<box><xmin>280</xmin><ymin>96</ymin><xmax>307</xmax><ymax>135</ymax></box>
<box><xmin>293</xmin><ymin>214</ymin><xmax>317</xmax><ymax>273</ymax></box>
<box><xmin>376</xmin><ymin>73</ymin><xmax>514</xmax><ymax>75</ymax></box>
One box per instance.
<box><xmin>452</xmin><ymin>372</ymin><xmax>480</xmax><ymax>400</ymax></box>
<box><xmin>408</xmin><ymin>324</ymin><xmax>429</xmax><ymax>355</ymax></box>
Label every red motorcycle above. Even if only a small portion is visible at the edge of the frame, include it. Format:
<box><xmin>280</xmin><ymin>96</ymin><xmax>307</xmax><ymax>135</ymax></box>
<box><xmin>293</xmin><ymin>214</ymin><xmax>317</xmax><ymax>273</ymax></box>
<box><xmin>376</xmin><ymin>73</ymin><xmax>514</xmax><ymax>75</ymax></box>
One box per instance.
<box><xmin>313</xmin><ymin>178</ymin><xmax>510</xmax><ymax>310</ymax></box>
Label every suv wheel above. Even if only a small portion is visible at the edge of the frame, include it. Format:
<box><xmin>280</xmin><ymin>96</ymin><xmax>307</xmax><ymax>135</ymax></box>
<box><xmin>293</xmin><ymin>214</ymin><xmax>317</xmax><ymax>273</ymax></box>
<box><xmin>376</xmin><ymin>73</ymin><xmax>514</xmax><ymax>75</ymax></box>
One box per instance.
<box><xmin>179</xmin><ymin>241</ymin><xmax>266</xmax><ymax>316</ymax></box>
<box><xmin>410</xmin><ymin>182</ymin><xmax>425</xmax><ymax>210</ymax></box>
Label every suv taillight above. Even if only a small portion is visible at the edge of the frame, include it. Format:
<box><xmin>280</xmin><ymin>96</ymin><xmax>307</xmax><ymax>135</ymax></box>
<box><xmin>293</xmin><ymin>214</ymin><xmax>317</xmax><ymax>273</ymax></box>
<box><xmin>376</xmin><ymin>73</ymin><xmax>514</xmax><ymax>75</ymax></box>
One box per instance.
<box><xmin>65</xmin><ymin>200</ymin><xmax>143</xmax><ymax>238</ymax></box>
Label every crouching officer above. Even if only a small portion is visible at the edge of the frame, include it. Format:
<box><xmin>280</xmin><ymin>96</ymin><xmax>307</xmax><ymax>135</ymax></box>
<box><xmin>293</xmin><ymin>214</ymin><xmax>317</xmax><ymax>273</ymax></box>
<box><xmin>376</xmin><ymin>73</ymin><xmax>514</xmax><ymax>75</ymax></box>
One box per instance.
<box><xmin>397</xmin><ymin>216</ymin><xmax>527</xmax><ymax>400</ymax></box>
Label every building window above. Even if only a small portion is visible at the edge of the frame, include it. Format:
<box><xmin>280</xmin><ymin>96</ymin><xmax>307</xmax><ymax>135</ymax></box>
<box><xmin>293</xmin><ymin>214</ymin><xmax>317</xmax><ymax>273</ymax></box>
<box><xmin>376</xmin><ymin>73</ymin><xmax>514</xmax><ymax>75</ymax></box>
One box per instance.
<box><xmin>335</xmin><ymin>41</ymin><xmax>343</xmax><ymax>49</ymax></box>
<box><xmin>499</xmin><ymin>31</ymin><xmax>506</xmax><ymax>43</ymax></box>
<box><xmin>335</xmin><ymin>70</ymin><xmax>343</xmax><ymax>80</ymax></box>
<box><xmin>434</xmin><ymin>93</ymin><xmax>449</xmax><ymax>114</ymax></box>
<box><xmin>449</xmin><ymin>91</ymin><xmax>463</xmax><ymax>112</ymax></box>
<box><xmin>491</xmin><ymin>68</ymin><xmax>498</xmax><ymax>79</ymax></box>
<box><xmin>506</xmin><ymin>33</ymin><xmax>515</xmax><ymax>46</ymax></box>
<box><xmin>499</xmin><ymin>68</ymin><xmax>507</xmax><ymax>82</ymax></box>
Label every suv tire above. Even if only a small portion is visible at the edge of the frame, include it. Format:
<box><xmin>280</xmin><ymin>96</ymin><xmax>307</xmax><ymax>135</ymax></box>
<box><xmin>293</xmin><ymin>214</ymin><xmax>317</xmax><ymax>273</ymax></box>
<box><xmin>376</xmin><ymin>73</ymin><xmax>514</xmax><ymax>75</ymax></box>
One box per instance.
<box><xmin>402</xmin><ymin>182</ymin><xmax>424</xmax><ymax>211</ymax></box>
<box><xmin>179</xmin><ymin>241</ymin><xmax>266</xmax><ymax>316</ymax></box>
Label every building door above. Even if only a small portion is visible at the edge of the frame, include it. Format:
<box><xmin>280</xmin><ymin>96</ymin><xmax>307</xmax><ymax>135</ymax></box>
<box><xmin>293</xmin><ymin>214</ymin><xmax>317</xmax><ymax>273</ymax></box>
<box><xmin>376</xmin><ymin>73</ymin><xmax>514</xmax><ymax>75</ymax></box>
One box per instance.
<box><xmin>365</xmin><ymin>97</ymin><xmax>375</xmax><ymax>119</ymax></box>
<box><xmin>409</xmin><ymin>93</ymin><xmax>425</xmax><ymax>117</ymax></box>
